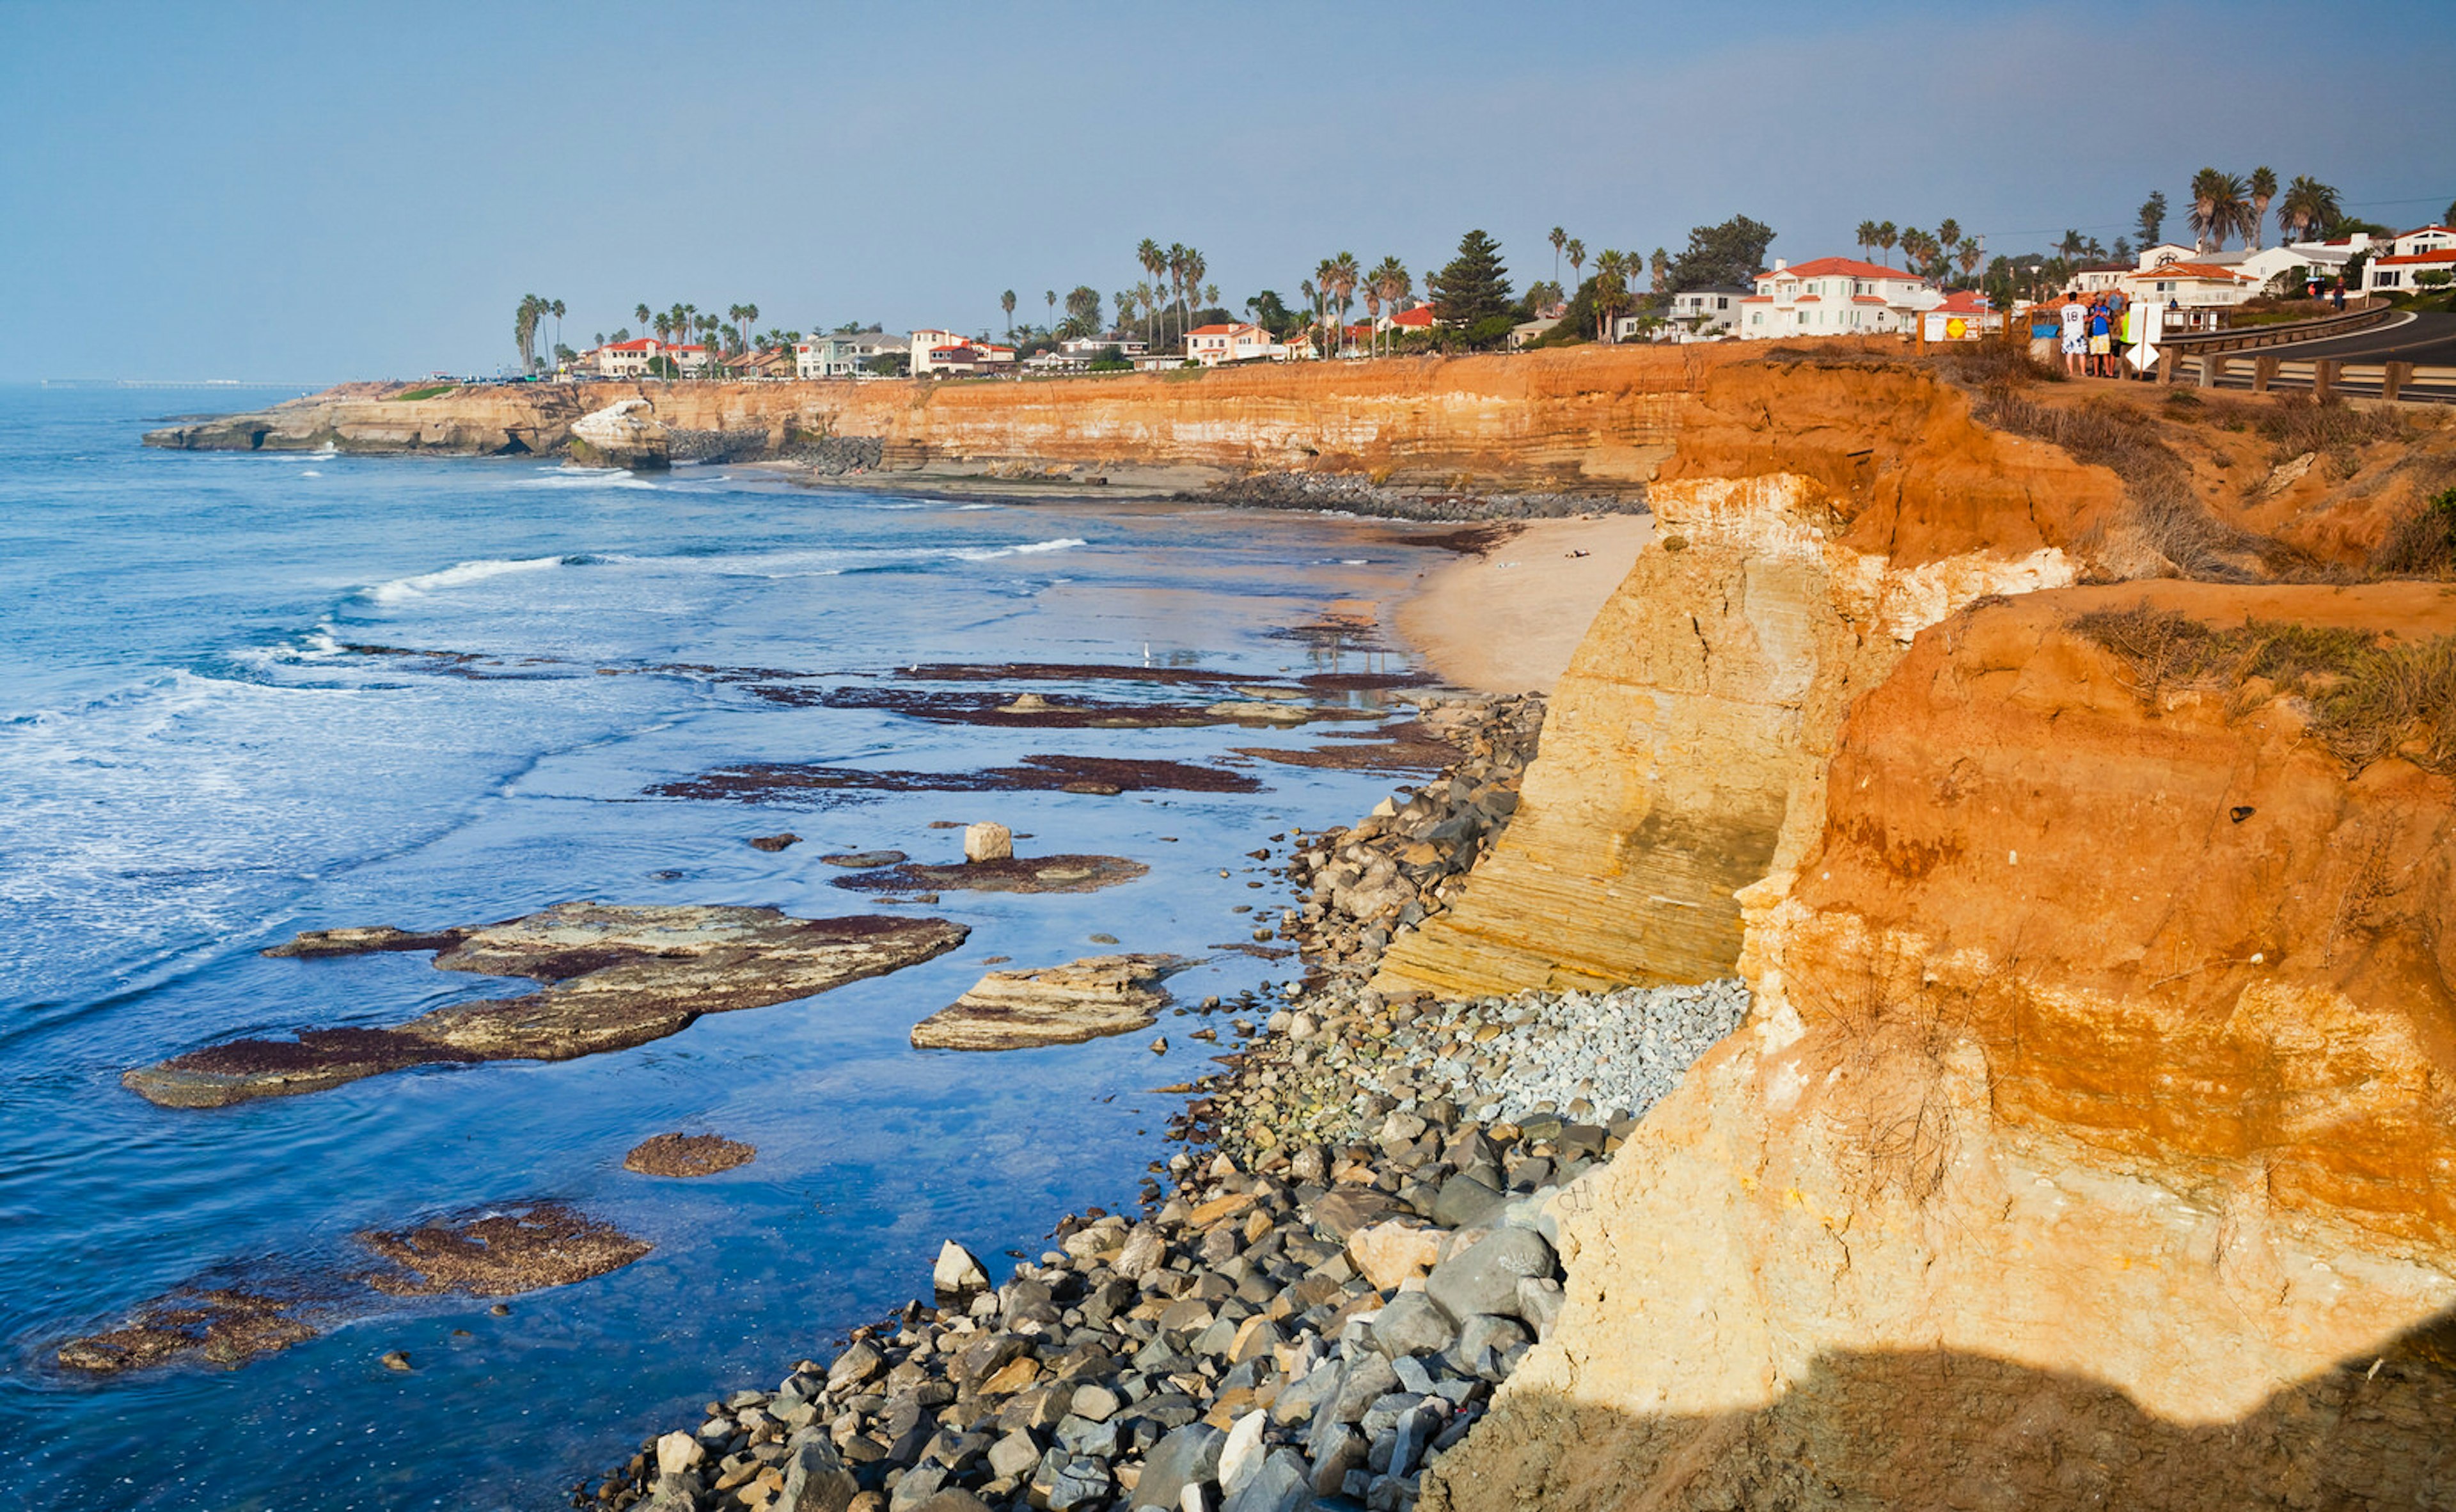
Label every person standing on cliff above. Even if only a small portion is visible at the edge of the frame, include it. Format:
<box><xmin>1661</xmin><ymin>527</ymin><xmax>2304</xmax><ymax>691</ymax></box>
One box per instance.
<box><xmin>2060</xmin><ymin>296</ymin><xmax>2088</xmax><ymax>377</ymax></box>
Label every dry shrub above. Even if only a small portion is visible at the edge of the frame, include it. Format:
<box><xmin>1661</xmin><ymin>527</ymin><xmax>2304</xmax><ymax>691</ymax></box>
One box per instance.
<box><xmin>2370</xmin><ymin>485</ymin><xmax>2456</xmax><ymax>579</ymax></box>
<box><xmin>1936</xmin><ymin>340</ymin><xmax>2061</xmax><ymax>390</ymax></box>
<box><xmin>2072</xmin><ymin>603</ymin><xmax>2456</xmax><ymax>774</ymax></box>
<box><xmin>2258</xmin><ymin>392</ymin><xmax>2412</xmax><ymax>462</ymax></box>
<box><xmin>1978</xmin><ymin>391</ymin><xmax>2266</xmax><ymax>579</ymax></box>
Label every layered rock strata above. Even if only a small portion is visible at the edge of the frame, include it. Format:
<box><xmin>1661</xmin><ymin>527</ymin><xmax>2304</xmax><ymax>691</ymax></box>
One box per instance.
<box><xmin>1375</xmin><ymin>361</ymin><xmax>2116</xmax><ymax>997</ymax></box>
<box><xmin>911</xmin><ymin>956</ymin><xmax>1179</xmax><ymax>1050</ymax></box>
<box><xmin>125</xmin><ymin>903</ymin><xmax>967</xmax><ymax>1107</ymax></box>
<box><xmin>1421</xmin><ymin>584</ymin><xmax>2456</xmax><ymax>1510</ymax></box>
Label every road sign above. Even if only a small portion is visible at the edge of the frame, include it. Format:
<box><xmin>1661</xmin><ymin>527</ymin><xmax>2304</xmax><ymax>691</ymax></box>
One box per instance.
<box><xmin>2127</xmin><ymin>301</ymin><xmax>2163</xmax><ymax>372</ymax></box>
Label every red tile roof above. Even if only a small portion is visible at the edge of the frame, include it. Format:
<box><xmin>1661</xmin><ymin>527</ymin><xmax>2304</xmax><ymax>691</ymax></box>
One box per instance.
<box><xmin>1758</xmin><ymin>257</ymin><xmax>1925</xmax><ymax>283</ymax></box>
<box><xmin>1389</xmin><ymin>307</ymin><xmax>1436</xmax><ymax>327</ymax></box>
<box><xmin>2377</xmin><ymin>249</ymin><xmax>2456</xmax><ymax>266</ymax></box>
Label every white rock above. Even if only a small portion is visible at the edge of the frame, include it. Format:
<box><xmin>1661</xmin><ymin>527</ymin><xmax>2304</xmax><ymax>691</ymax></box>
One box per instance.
<box><xmin>933</xmin><ymin>1239</ymin><xmax>990</xmax><ymax>1294</ymax></box>
<box><xmin>1217</xmin><ymin>1408</ymin><xmax>1269</xmax><ymax>1499</ymax></box>
<box><xmin>964</xmin><ymin>821</ymin><xmax>1013</xmax><ymax>863</ymax></box>
<box><xmin>656</xmin><ymin>1430</ymin><xmax>705</xmax><ymax>1477</ymax></box>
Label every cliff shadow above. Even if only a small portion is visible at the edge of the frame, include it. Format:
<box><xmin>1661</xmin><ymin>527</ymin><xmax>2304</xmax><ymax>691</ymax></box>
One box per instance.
<box><xmin>1429</xmin><ymin>1311</ymin><xmax>2456</xmax><ymax>1511</ymax></box>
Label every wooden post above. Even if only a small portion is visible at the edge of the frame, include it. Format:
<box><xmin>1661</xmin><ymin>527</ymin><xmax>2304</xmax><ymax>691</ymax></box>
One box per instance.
<box><xmin>2382</xmin><ymin>361</ymin><xmax>2411</xmax><ymax>403</ymax></box>
<box><xmin>2253</xmin><ymin>355</ymin><xmax>2277</xmax><ymax>394</ymax></box>
<box><xmin>2198</xmin><ymin>354</ymin><xmax>2221</xmax><ymax>389</ymax></box>
<box><xmin>2313</xmin><ymin>359</ymin><xmax>2338</xmax><ymax>402</ymax></box>
<box><xmin>2159</xmin><ymin>345</ymin><xmax>2180</xmax><ymax>386</ymax></box>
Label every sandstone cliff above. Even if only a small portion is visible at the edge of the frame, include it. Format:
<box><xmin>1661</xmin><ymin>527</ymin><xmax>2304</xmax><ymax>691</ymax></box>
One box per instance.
<box><xmin>1374</xmin><ymin>363</ymin><xmax>2118</xmax><ymax>996</ymax></box>
<box><xmin>144</xmin><ymin>347</ymin><xmax>1726</xmax><ymax>496</ymax></box>
<box><xmin>1424</xmin><ymin>583</ymin><xmax>2456</xmax><ymax>1510</ymax></box>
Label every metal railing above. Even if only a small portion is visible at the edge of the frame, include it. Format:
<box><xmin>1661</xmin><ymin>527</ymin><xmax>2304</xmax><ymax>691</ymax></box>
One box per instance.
<box><xmin>2157</xmin><ymin>305</ymin><xmax>2397</xmax><ymax>355</ymax></box>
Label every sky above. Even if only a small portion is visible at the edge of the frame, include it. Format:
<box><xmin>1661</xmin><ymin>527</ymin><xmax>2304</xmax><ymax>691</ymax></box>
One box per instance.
<box><xmin>3</xmin><ymin>0</ymin><xmax>2452</xmax><ymax>383</ymax></box>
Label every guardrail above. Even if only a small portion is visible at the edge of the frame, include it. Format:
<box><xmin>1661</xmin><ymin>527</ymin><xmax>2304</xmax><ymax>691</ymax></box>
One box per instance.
<box><xmin>2159</xmin><ymin>350</ymin><xmax>2456</xmax><ymax>404</ymax></box>
<box><xmin>2158</xmin><ymin>305</ymin><xmax>2397</xmax><ymax>355</ymax></box>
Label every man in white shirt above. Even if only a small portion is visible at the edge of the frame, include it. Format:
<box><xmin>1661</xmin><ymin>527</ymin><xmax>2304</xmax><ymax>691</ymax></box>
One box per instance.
<box><xmin>2059</xmin><ymin>298</ymin><xmax>2089</xmax><ymax>378</ymax></box>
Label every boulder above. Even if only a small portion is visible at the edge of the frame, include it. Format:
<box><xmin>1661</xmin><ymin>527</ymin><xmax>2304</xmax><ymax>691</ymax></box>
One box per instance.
<box><xmin>1346</xmin><ymin>1219</ymin><xmax>1442</xmax><ymax>1291</ymax></box>
<box><xmin>1130</xmin><ymin>1422</ymin><xmax>1224</xmax><ymax>1509</ymax></box>
<box><xmin>963</xmin><ymin>823</ymin><xmax>1012</xmax><ymax>863</ymax></box>
<box><xmin>1367</xmin><ymin>1291</ymin><xmax>1454</xmax><ymax>1359</ymax></box>
<box><xmin>911</xmin><ymin>956</ymin><xmax>1176</xmax><ymax>1050</ymax></box>
<box><xmin>780</xmin><ymin>1438</ymin><xmax>858</xmax><ymax>1512</ymax></box>
<box><xmin>933</xmin><ymin>1240</ymin><xmax>990</xmax><ymax>1296</ymax></box>
<box><xmin>1424</xmin><ymin>1227</ymin><xmax>1557</xmax><ymax>1325</ymax></box>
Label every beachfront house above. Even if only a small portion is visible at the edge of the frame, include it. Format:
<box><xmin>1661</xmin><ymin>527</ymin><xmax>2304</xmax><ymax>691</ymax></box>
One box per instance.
<box><xmin>1379</xmin><ymin>306</ymin><xmax>1437</xmax><ymax>339</ymax></box>
<box><xmin>1737</xmin><ymin>257</ymin><xmax>1937</xmax><ymax>339</ymax></box>
<box><xmin>1060</xmin><ymin>335</ymin><xmax>1148</xmax><ymax>358</ymax></box>
<box><xmin>2366</xmin><ymin>225</ymin><xmax>2456</xmax><ymax>292</ymax></box>
<box><xmin>795</xmin><ymin>337</ymin><xmax>862</xmax><ymax>379</ymax></box>
<box><xmin>910</xmin><ymin>329</ymin><xmax>979</xmax><ymax>377</ymax></box>
<box><xmin>594</xmin><ymin>339</ymin><xmax>710</xmax><ymax>377</ymax></box>
<box><xmin>1660</xmin><ymin>285</ymin><xmax>1747</xmax><ymax>340</ymax></box>
<box><xmin>1185</xmin><ymin>322</ymin><xmax>1285</xmax><ymax>366</ymax></box>
<box><xmin>730</xmin><ymin>348</ymin><xmax>792</xmax><ymax>379</ymax></box>
<box><xmin>2120</xmin><ymin>255</ymin><xmax>2258</xmax><ymax>320</ymax></box>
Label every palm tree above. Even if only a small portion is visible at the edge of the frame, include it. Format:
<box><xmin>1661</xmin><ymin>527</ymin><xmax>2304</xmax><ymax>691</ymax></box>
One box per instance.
<box><xmin>1649</xmin><ymin>248</ymin><xmax>1670</xmax><ymax>297</ymax></box>
<box><xmin>1564</xmin><ymin>238</ymin><xmax>1586</xmax><ymax>294</ymax></box>
<box><xmin>1299</xmin><ymin>278</ymin><xmax>1319</xmax><ymax>358</ymax></box>
<box><xmin>1549</xmin><ymin>226</ymin><xmax>1567</xmax><ymax>287</ymax></box>
<box><xmin>2056</xmin><ymin>228</ymin><xmax>2084</xmax><ymax>262</ymax></box>
<box><xmin>1592</xmin><ymin>249</ymin><xmax>1627</xmax><ymax>341</ymax></box>
<box><xmin>1165</xmin><ymin>243</ymin><xmax>1192</xmax><ymax>341</ymax></box>
<box><xmin>1135</xmin><ymin>239</ymin><xmax>1166</xmax><ymax>344</ymax></box>
<box><xmin>634</xmin><ymin>303</ymin><xmax>652</xmax><ymax>336</ymax></box>
<box><xmin>1369</xmin><ymin>256</ymin><xmax>1409</xmax><ymax>356</ymax></box>
<box><xmin>1935</xmin><ymin>219</ymin><xmax>1962</xmax><ymax>280</ymax></box>
<box><xmin>1044</xmin><ymin>290</ymin><xmax>1057</xmax><ymax>333</ymax></box>
<box><xmin>2278</xmin><ymin>175</ymin><xmax>2342</xmax><ymax>244</ymax></box>
<box><xmin>1000</xmin><ymin>289</ymin><xmax>1016</xmax><ymax>341</ymax></box>
<box><xmin>2247</xmin><ymin>166</ymin><xmax>2278</xmax><ymax>249</ymax></box>
<box><xmin>1855</xmin><ymin>220</ymin><xmax>1878</xmax><ymax>261</ymax></box>
<box><xmin>2189</xmin><ymin>167</ymin><xmax>2249</xmax><ymax>252</ymax></box>
<box><xmin>1326</xmin><ymin>253</ymin><xmax>1360</xmax><ymax>353</ymax></box>
<box><xmin>1956</xmin><ymin>239</ymin><xmax>1984</xmax><ymax>286</ymax></box>
<box><xmin>738</xmin><ymin>303</ymin><xmax>758</xmax><ymax>348</ymax></box>
<box><xmin>550</xmin><ymin>299</ymin><xmax>566</xmax><ymax>359</ymax></box>
<box><xmin>1875</xmin><ymin>221</ymin><xmax>1898</xmax><ymax>266</ymax></box>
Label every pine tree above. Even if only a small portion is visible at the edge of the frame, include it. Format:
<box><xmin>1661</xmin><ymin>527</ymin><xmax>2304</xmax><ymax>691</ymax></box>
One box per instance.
<box><xmin>1427</xmin><ymin>229</ymin><xmax>1514</xmax><ymax>336</ymax></box>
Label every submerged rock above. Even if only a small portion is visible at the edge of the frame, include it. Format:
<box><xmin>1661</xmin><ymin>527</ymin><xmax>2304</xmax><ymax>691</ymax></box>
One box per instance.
<box><xmin>818</xmin><ymin>849</ymin><xmax>906</xmax><ymax>868</ymax></box>
<box><xmin>56</xmin><ymin>1288</ymin><xmax>323</xmax><ymax>1375</ymax></box>
<box><xmin>360</xmin><ymin>1202</ymin><xmax>650</xmax><ymax>1296</ymax></box>
<box><xmin>831</xmin><ymin>855</ymin><xmax>1147</xmax><ymax>896</ymax></box>
<box><xmin>125</xmin><ymin>902</ymin><xmax>968</xmax><ymax>1108</ymax></box>
<box><xmin>911</xmin><ymin>956</ymin><xmax>1177</xmax><ymax>1050</ymax></box>
<box><xmin>623</xmin><ymin>1132</ymin><xmax>757</xmax><ymax>1177</ymax></box>
<box><xmin>747</xmin><ymin>832</ymin><xmax>801</xmax><ymax>853</ymax></box>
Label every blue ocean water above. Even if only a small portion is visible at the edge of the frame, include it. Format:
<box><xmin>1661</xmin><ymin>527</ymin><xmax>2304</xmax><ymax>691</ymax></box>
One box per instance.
<box><xmin>0</xmin><ymin>388</ymin><xmax>1442</xmax><ymax>1510</ymax></box>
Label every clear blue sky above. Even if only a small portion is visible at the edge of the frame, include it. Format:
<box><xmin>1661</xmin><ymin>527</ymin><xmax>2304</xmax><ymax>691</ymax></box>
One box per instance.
<box><xmin>3</xmin><ymin>0</ymin><xmax>2450</xmax><ymax>382</ymax></box>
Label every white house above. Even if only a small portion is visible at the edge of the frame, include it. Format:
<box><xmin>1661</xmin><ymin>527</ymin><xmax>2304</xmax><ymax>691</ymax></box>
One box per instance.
<box><xmin>2389</xmin><ymin>224</ymin><xmax>2456</xmax><ymax>259</ymax></box>
<box><xmin>1658</xmin><ymin>285</ymin><xmax>1747</xmax><ymax>339</ymax></box>
<box><xmin>1185</xmin><ymin>322</ymin><xmax>1284</xmax><ymax>366</ymax></box>
<box><xmin>1737</xmin><ymin>257</ymin><xmax>1937</xmax><ymax>339</ymax></box>
<box><xmin>795</xmin><ymin>336</ymin><xmax>862</xmax><ymax>379</ymax></box>
<box><xmin>2120</xmin><ymin>257</ymin><xmax>2258</xmax><ymax>313</ymax></box>
<box><xmin>1059</xmin><ymin>335</ymin><xmax>1148</xmax><ymax>358</ymax></box>
<box><xmin>2369</xmin><ymin>248</ymin><xmax>2456</xmax><ymax>292</ymax></box>
<box><xmin>594</xmin><ymin>339</ymin><xmax>709</xmax><ymax>377</ymax></box>
<box><xmin>910</xmin><ymin>329</ymin><xmax>979</xmax><ymax>377</ymax></box>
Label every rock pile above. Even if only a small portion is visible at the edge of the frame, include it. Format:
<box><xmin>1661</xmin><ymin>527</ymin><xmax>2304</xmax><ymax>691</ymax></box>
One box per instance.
<box><xmin>1286</xmin><ymin>696</ymin><xmax>1541</xmax><ymax>973</ymax></box>
<box><xmin>1202</xmin><ymin>473</ymin><xmax>1648</xmax><ymax>523</ymax></box>
<box><xmin>583</xmin><ymin>693</ymin><xmax>1751</xmax><ymax>1512</ymax></box>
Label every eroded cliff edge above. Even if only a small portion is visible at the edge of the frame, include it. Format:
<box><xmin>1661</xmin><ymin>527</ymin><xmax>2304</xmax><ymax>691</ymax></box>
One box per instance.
<box><xmin>1394</xmin><ymin>368</ymin><xmax>2456</xmax><ymax>1508</ymax></box>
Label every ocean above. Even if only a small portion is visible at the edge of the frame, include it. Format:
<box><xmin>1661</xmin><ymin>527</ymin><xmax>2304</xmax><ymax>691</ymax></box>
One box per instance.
<box><xmin>0</xmin><ymin>387</ymin><xmax>1442</xmax><ymax>1509</ymax></box>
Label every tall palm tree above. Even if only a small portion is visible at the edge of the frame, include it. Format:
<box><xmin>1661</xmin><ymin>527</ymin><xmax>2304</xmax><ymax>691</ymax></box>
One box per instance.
<box><xmin>1956</xmin><ymin>239</ymin><xmax>1984</xmax><ymax>285</ymax></box>
<box><xmin>1855</xmin><ymin>220</ymin><xmax>1878</xmax><ymax>261</ymax></box>
<box><xmin>1549</xmin><ymin>226</ymin><xmax>1567</xmax><ymax>288</ymax></box>
<box><xmin>1369</xmin><ymin>256</ymin><xmax>1409</xmax><ymax>356</ymax></box>
<box><xmin>1044</xmin><ymin>290</ymin><xmax>1057</xmax><ymax>333</ymax></box>
<box><xmin>1326</xmin><ymin>252</ymin><xmax>1360</xmax><ymax>353</ymax></box>
<box><xmin>1592</xmin><ymin>249</ymin><xmax>1627</xmax><ymax>341</ymax></box>
<box><xmin>1875</xmin><ymin>221</ymin><xmax>1898</xmax><ymax>266</ymax></box>
<box><xmin>2189</xmin><ymin>168</ymin><xmax>2248</xmax><ymax>253</ymax></box>
<box><xmin>550</xmin><ymin>299</ymin><xmax>565</xmax><ymax>359</ymax></box>
<box><xmin>1649</xmin><ymin>248</ymin><xmax>1670</xmax><ymax>297</ymax></box>
<box><xmin>2278</xmin><ymin>175</ymin><xmax>2342</xmax><ymax>244</ymax></box>
<box><xmin>738</xmin><ymin>303</ymin><xmax>758</xmax><ymax>348</ymax></box>
<box><xmin>1000</xmin><ymin>289</ymin><xmax>1016</xmax><ymax>341</ymax></box>
<box><xmin>1936</xmin><ymin>219</ymin><xmax>1962</xmax><ymax>280</ymax></box>
<box><xmin>1135</xmin><ymin>239</ymin><xmax>1166</xmax><ymax>345</ymax></box>
<box><xmin>2057</xmin><ymin>228</ymin><xmax>2085</xmax><ymax>262</ymax></box>
<box><xmin>2247</xmin><ymin>166</ymin><xmax>2278</xmax><ymax>249</ymax></box>
<box><xmin>1185</xmin><ymin>249</ymin><xmax>1209</xmax><ymax>329</ymax></box>
<box><xmin>634</xmin><ymin>303</ymin><xmax>652</xmax><ymax>337</ymax></box>
<box><xmin>1564</xmin><ymin>237</ymin><xmax>1586</xmax><ymax>292</ymax></box>
<box><xmin>1299</xmin><ymin>278</ymin><xmax>1319</xmax><ymax>358</ymax></box>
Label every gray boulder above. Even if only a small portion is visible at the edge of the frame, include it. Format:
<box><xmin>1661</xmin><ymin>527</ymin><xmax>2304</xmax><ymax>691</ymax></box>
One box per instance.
<box><xmin>1223</xmin><ymin>1448</ymin><xmax>1312</xmax><ymax>1512</ymax></box>
<box><xmin>1131</xmin><ymin>1422</ymin><xmax>1225</xmax><ymax>1509</ymax></box>
<box><xmin>778</xmin><ymin>1438</ymin><xmax>857</xmax><ymax>1512</ymax></box>
<box><xmin>1367</xmin><ymin>1291</ymin><xmax>1454</xmax><ymax>1359</ymax></box>
<box><xmin>1425</xmin><ymin>1227</ymin><xmax>1557</xmax><ymax>1324</ymax></box>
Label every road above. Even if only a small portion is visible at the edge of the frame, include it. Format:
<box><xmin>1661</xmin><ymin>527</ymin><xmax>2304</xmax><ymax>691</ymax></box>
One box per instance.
<box><xmin>2239</xmin><ymin>310</ymin><xmax>2456</xmax><ymax>366</ymax></box>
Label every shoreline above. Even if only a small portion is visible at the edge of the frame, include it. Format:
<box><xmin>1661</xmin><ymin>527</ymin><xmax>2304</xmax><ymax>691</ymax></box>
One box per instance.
<box><xmin>1392</xmin><ymin>516</ymin><xmax>1653</xmax><ymax>696</ymax></box>
<box><xmin>576</xmin><ymin>693</ymin><xmax>1751</xmax><ymax>1512</ymax></box>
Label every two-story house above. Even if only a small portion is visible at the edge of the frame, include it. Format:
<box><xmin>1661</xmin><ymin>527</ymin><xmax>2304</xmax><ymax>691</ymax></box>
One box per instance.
<box><xmin>1185</xmin><ymin>322</ymin><xmax>1284</xmax><ymax>366</ymax></box>
<box><xmin>1736</xmin><ymin>258</ymin><xmax>1938</xmax><ymax>339</ymax></box>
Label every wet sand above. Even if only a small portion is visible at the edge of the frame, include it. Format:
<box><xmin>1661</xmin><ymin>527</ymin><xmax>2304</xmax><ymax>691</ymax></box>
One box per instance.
<box><xmin>1394</xmin><ymin>514</ymin><xmax>1654</xmax><ymax>693</ymax></box>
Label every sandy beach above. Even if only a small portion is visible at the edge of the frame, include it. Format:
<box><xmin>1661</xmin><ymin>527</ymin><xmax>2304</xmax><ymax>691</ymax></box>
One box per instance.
<box><xmin>1395</xmin><ymin>514</ymin><xmax>1654</xmax><ymax>694</ymax></box>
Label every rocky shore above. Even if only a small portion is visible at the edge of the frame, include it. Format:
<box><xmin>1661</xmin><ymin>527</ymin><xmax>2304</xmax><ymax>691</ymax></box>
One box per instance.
<box><xmin>1195</xmin><ymin>473</ymin><xmax>1646</xmax><ymax>523</ymax></box>
<box><xmin>577</xmin><ymin>691</ymin><xmax>1751</xmax><ymax>1512</ymax></box>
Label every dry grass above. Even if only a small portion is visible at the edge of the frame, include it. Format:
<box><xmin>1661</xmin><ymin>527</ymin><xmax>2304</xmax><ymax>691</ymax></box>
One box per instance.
<box><xmin>2256</xmin><ymin>392</ymin><xmax>2413</xmax><ymax>463</ymax></box>
<box><xmin>2072</xmin><ymin>603</ymin><xmax>2456</xmax><ymax>774</ymax></box>
<box><xmin>1976</xmin><ymin>391</ymin><xmax>2269</xmax><ymax>580</ymax></box>
<box><xmin>2370</xmin><ymin>485</ymin><xmax>2456</xmax><ymax>579</ymax></box>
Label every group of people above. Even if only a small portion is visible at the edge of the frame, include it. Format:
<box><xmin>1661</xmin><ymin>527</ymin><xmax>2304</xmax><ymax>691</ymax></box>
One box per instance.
<box><xmin>2027</xmin><ymin>289</ymin><xmax>2176</xmax><ymax>380</ymax></box>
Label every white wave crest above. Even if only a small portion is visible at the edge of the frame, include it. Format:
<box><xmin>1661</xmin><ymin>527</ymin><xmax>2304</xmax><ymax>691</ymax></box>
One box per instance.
<box><xmin>364</xmin><ymin>555</ymin><xmax>568</xmax><ymax>606</ymax></box>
